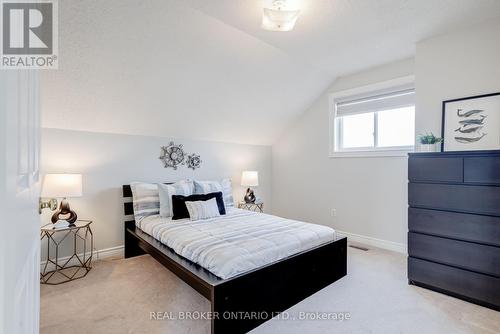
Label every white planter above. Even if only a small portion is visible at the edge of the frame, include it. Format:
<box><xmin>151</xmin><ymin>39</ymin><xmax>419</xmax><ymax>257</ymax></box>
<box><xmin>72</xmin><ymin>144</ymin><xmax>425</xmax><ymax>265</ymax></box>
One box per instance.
<box><xmin>419</xmin><ymin>143</ymin><xmax>439</xmax><ymax>152</ymax></box>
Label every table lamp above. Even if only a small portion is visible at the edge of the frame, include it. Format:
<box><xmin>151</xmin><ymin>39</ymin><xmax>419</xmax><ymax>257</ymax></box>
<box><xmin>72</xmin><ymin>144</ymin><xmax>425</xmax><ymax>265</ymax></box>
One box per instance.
<box><xmin>41</xmin><ymin>174</ymin><xmax>83</xmax><ymax>224</ymax></box>
<box><xmin>241</xmin><ymin>171</ymin><xmax>258</xmax><ymax>203</ymax></box>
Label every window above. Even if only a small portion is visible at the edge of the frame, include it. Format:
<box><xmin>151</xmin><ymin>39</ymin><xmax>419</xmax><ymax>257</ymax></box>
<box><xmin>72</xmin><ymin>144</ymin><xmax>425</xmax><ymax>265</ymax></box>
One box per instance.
<box><xmin>331</xmin><ymin>81</ymin><xmax>415</xmax><ymax>157</ymax></box>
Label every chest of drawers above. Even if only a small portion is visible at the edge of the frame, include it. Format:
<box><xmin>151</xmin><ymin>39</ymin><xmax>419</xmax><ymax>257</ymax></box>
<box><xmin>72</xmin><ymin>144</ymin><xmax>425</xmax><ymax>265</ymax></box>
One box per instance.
<box><xmin>408</xmin><ymin>151</ymin><xmax>500</xmax><ymax>311</ymax></box>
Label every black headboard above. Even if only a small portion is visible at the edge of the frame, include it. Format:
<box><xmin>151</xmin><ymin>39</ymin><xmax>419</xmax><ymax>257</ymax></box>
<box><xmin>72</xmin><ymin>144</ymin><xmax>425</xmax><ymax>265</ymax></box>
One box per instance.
<box><xmin>122</xmin><ymin>185</ymin><xmax>134</xmax><ymax>216</ymax></box>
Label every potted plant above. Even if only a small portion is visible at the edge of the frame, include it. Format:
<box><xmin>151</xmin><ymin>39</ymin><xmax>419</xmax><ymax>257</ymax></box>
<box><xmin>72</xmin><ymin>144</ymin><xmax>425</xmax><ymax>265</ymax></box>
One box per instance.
<box><xmin>417</xmin><ymin>133</ymin><xmax>443</xmax><ymax>152</ymax></box>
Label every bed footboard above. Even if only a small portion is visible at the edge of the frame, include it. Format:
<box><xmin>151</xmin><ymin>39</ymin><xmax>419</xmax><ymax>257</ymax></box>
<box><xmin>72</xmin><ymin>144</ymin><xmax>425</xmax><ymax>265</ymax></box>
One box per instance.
<box><xmin>211</xmin><ymin>237</ymin><xmax>347</xmax><ymax>334</ymax></box>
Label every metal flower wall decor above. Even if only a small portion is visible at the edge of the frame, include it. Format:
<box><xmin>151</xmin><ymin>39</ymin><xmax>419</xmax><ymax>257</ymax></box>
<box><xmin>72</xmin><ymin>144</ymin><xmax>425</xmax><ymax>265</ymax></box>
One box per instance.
<box><xmin>159</xmin><ymin>142</ymin><xmax>202</xmax><ymax>170</ymax></box>
<box><xmin>186</xmin><ymin>154</ymin><xmax>202</xmax><ymax>170</ymax></box>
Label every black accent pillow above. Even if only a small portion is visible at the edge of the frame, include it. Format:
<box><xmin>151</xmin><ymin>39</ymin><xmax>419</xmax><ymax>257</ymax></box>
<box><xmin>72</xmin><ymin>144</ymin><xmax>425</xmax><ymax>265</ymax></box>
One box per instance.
<box><xmin>172</xmin><ymin>192</ymin><xmax>226</xmax><ymax>220</ymax></box>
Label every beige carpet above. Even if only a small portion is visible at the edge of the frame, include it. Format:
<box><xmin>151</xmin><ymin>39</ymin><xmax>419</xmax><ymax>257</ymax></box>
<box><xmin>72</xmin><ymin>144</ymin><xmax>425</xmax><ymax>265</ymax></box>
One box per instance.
<box><xmin>41</xmin><ymin>245</ymin><xmax>500</xmax><ymax>334</ymax></box>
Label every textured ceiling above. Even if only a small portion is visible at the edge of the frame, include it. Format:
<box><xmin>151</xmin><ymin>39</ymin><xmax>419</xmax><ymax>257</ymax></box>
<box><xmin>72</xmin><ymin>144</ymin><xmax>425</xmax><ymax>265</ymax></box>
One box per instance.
<box><xmin>182</xmin><ymin>0</ymin><xmax>500</xmax><ymax>77</ymax></box>
<box><xmin>41</xmin><ymin>0</ymin><xmax>500</xmax><ymax>145</ymax></box>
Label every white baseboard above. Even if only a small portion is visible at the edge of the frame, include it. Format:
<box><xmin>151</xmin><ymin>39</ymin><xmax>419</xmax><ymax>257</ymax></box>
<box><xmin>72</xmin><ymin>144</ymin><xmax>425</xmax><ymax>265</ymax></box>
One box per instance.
<box><xmin>41</xmin><ymin>245</ymin><xmax>124</xmax><ymax>270</ymax></box>
<box><xmin>336</xmin><ymin>230</ymin><xmax>407</xmax><ymax>254</ymax></box>
<box><xmin>95</xmin><ymin>245</ymin><xmax>124</xmax><ymax>260</ymax></box>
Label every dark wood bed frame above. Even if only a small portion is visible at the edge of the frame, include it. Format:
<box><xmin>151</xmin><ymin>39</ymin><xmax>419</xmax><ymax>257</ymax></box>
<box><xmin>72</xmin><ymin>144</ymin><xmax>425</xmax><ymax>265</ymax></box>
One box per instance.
<box><xmin>123</xmin><ymin>184</ymin><xmax>347</xmax><ymax>334</ymax></box>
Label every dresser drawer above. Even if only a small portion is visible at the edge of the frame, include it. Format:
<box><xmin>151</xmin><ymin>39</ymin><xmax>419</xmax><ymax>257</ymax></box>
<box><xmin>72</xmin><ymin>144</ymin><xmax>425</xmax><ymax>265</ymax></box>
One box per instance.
<box><xmin>409</xmin><ymin>157</ymin><xmax>463</xmax><ymax>183</ymax></box>
<box><xmin>408</xmin><ymin>232</ymin><xmax>500</xmax><ymax>277</ymax></box>
<box><xmin>464</xmin><ymin>157</ymin><xmax>500</xmax><ymax>185</ymax></box>
<box><xmin>408</xmin><ymin>257</ymin><xmax>500</xmax><ymax>310</ymax></box>
<box><xmin>409</xmin><ymin>183</ymin><xmax>500</xmax><ymax>216</ymax></box>
<box><xmin>409</xmin><ymin>208</ymin><xmax>500</xmax><ymax>247</ymax></box>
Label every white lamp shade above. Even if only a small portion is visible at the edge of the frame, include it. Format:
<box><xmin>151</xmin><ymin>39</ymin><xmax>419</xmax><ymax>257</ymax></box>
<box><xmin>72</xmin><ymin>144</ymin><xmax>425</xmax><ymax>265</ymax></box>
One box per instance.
<box><xmin>241</xmin><ymin>171</ymin><xmax>259</xmax><ymax>187</ymax></box>
<box><xmin>42</xmin><ymin>174</ymin><xmax>83</xmax><ymax>198</ymax></box>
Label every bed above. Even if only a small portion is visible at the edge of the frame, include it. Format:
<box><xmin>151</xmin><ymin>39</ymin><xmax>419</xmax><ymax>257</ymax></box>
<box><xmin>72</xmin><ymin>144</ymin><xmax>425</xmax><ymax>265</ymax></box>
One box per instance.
<box><xmin>123</xmin><ymin>184</ymin><xmax>347</xmax><ymax>334</ymax></box>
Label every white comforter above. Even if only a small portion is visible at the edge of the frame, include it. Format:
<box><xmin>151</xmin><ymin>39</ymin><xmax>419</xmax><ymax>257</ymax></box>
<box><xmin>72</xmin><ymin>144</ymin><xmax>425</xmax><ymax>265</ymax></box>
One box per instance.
<box><xmin>138</xmin><ymin>208</ymin><xmax>335</xmax><ymax>279</ymax></box>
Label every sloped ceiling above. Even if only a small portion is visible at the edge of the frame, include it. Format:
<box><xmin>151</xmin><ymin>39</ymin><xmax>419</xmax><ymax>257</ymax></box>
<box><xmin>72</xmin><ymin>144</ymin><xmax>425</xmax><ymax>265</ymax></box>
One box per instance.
<box><xmin>183</xmin><ymin>0</ymin><xmax>500</xmax><ymax>77</ymax></box>
<box><xmin>41</xmin><ymin>0</ymin><xmax>500</xmax><ymax>145</ymax></box>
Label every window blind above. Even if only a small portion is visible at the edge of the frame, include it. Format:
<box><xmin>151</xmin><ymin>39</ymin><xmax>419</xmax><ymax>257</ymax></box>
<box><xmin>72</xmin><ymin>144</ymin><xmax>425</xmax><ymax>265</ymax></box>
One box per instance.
<box><xmin>336</xmin><ymin>87</ymin><xmax>415</xmax><ymax>117</ymax></box>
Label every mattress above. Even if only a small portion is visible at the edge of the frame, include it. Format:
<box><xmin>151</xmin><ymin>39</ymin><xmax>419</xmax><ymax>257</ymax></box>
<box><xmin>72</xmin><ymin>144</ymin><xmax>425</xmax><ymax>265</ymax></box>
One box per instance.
<box><xmin>138</xmin><ymin>208</ymin><xmax>336</xmax><ymax>279</ymax></box>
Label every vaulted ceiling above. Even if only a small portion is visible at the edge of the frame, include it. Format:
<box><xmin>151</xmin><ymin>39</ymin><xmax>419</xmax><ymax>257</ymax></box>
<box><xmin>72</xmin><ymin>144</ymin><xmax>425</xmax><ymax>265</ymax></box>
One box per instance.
<box><xmin>41</xmin><ymin>0</ymin><xmax>500</xmax><ymax>145</ymax></box>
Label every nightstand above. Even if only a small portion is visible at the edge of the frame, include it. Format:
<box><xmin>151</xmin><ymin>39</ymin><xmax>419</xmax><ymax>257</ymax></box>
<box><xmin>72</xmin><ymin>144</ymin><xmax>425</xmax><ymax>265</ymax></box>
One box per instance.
<box><xmin>40</xmin><ymin>219</ymin><xmax>93</xmax><ymax>285</ymax></box>
<box><xmin>238</xmin><ymin>202</ymin><xmax>264</xmax><ymax>213</ymax></box>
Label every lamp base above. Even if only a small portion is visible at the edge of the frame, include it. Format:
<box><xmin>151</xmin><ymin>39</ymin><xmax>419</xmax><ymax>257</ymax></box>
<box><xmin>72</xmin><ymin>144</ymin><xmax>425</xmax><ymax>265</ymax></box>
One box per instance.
<box><xmin>51</xmin><ymin>198</ymin><xmax>78</xmax><ymax>224</ymax></box>
<box><xmin>244</xmin><ymin>188</ymin><xmax>256</xmax><ymax>204</ymax></box>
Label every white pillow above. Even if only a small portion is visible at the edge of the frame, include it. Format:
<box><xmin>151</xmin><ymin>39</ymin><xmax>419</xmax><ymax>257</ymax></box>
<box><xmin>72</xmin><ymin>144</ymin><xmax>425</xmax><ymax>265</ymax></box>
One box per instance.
<box><xmin>130</xmin><ymin>182</ymin><xmax>159</xmax><ymax>224</ymax></box>
<box><xmin>193</xmin><ymin>178</ymin><xmax>234</xmax><ymax>207</ymax></box>
<box><xmin>185</xmin><ymin>198</ymin><xmax>221</xmax><ymax>221</ymax></box>
<box><xmin>158</xmin><ymin>180</ymin><xmax>194</xmax><ymax>217</ymax></box>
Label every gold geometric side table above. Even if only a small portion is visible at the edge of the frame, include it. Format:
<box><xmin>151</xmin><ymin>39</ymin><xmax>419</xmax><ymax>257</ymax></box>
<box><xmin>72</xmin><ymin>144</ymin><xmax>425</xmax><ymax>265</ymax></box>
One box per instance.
<box><xmin>237</xmin><ymin>202</ymin><xmax>264</xmax><ymax>213</ymax></box>
<box><xmin>40</xmin><ymin>219</ymin><xmax>93</xmax><ymax>285</ymax></box>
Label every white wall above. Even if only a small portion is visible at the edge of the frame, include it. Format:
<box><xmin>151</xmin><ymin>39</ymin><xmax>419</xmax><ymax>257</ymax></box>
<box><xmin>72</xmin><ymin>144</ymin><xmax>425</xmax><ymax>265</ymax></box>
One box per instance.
<box><xmin>272</xmin><ymin>58</ymin><xmax>414</xmax><ymax>251</ymax></box>
<box><xmin>416</xmin><ymin>19</ymin><xmax>500</xmax><ymax>135</ymax></box>
<box><xmin>272</xmin><ymin>19</ymin><xmax>500</xmax><ymax>252</ymax></box>
<box><xmin>40</xmin><ymin>129</ymin><xmax>272</xmax><ymax>257</ymax></box>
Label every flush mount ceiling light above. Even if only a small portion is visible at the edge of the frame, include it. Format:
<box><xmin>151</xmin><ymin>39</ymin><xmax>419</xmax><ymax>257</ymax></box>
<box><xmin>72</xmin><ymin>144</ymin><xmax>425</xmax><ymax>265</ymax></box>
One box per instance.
<box><xmin>262</xmin><ymin>0</ymin><xmax>300</xmax><ymax>32</ymax></box>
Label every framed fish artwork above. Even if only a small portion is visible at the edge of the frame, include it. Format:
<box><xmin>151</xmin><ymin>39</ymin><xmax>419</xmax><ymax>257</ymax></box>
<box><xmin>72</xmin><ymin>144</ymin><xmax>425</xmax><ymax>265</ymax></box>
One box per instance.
<box><xmin>441</xmin><ymin>92</ymin><xmax>500</xmax><ymax>152</ymax></box>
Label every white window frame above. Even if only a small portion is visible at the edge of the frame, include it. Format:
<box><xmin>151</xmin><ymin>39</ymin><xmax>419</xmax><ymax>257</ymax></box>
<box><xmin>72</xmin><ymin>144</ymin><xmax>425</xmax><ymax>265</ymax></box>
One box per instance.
<box><xmin>329</xmin><ymin>76</ymin><xmax>415</xmax><ymax>158</ymax></box>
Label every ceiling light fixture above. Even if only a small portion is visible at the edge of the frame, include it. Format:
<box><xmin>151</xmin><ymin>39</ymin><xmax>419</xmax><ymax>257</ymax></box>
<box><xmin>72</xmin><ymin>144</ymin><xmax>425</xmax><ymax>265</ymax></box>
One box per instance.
<box><xmin>262</xmin><ymin>0</ymin><xmax>300</xmax><ymax>32</ymax></box>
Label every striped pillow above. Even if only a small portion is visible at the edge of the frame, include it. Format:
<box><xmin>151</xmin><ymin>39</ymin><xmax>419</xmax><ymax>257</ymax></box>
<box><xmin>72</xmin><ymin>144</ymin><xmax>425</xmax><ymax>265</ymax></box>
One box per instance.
<box><xmin>130</xmin><ymin>182</ymin><xmax>160</xmax><ymax>224</ymax></box>
<box><xmin>158</xmin><ymin>180</ymin><xmax>194</xmax><ymax>217</ymax></box>
<box><xmin>185</xmin><ymin>198</ymin><xmax>221</xmax><ymax>221</ymax></box>
<box><xmin>194</xmin><ymin>179</ymin><xmax>234</xmax><ymax>207</ymax></box>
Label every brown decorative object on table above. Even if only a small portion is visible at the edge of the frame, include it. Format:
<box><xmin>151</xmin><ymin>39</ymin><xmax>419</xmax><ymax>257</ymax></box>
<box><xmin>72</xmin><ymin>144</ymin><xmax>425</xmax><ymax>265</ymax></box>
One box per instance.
<box><xmin>241</xmin><ymin>171</ymin><xmax>259</xmax><ymax>204</ymax></box>
<box><xmin>51</xmin><ymin>198</ymin><xmax>78</xmax><ymax>224</ymax></box>
<box><xmin>244</xmin><ymin>188</ymin><xmax>256</xmax><ymax>203</ymax></box>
